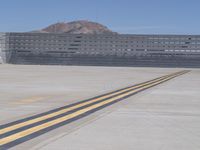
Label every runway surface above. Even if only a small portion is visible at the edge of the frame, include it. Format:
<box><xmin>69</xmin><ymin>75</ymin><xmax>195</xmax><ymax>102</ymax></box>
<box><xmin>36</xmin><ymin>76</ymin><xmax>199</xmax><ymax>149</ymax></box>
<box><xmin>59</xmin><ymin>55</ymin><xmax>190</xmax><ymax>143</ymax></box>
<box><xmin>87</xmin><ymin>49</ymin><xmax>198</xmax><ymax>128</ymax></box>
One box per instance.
<box><xmin>0</xmin><ymin>70</ymin><xmax>189</xmax><ymax>149</ymax></box>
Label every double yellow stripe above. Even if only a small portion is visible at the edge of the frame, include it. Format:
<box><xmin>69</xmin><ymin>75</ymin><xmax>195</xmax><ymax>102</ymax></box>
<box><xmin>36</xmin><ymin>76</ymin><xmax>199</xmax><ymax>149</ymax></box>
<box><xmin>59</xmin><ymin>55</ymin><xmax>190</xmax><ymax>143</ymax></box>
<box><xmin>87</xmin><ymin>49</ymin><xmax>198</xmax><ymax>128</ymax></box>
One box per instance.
<box><xmin>0</xmin><ymin>70</ymin><xmax>188</xmax><ymax>146</ymax></box>
<box><xmin>0</xmin><ymin>71</ymin><xmax>180</xmax><ymax>135</ymax></box>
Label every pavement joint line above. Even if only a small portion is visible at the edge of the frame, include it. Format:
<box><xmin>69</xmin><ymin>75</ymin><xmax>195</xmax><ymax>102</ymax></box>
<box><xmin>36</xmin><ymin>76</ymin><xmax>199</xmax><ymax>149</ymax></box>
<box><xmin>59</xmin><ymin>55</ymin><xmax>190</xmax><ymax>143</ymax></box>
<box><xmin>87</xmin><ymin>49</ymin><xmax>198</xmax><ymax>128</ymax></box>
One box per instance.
<box><xmin>0</xmin><ymin>70</ymin><xmax>189</xmax><ymax>149</ymax></box>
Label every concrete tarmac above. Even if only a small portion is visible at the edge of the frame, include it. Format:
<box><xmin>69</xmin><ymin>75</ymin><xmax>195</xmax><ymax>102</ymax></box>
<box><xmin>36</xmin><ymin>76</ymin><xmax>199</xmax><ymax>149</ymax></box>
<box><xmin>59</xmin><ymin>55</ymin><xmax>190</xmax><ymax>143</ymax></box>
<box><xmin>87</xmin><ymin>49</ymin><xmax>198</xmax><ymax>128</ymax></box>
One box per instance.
<box><xmin>0</xmin><ymin>65</ymin><xmax>199</xmax><ymax>150</ymax></box>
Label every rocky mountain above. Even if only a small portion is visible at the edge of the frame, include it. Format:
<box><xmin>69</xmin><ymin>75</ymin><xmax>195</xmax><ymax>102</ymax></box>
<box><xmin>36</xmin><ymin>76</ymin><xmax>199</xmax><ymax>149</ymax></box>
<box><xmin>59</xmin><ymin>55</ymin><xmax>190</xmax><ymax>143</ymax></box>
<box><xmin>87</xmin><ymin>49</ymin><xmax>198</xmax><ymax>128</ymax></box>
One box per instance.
<box><xmin>34</xmin><ymin>20</ymin><xmax>117</xmax><ymax>34</ymax></box>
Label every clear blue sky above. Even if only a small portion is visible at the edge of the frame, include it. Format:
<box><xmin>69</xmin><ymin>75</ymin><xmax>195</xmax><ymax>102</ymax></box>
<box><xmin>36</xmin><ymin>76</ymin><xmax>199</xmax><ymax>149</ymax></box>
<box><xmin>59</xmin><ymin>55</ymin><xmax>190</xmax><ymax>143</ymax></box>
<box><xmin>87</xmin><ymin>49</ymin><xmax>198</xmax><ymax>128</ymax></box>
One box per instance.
<box><xmin>0</xmin><ymin>0</ymin><xmax>200</xmax><ymax>34</ymax></box>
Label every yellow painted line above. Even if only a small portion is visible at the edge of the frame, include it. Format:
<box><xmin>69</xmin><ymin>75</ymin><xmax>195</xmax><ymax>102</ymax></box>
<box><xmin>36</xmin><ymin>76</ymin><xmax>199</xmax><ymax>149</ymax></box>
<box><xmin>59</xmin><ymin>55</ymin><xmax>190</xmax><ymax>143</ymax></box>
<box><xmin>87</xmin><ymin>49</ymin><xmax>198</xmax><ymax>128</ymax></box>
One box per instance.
<box><xmin>11</xmin><ymin>96</ymin><xmax>49</xmax><ymax>105</ymax></box>
<box><xmin>0</xmin><ymin>72</ymin><xmax>184</xmax><ymax>145</ymax></box>
<box><xmin>0</xmin><ymin>71</ymin><xmax>185</xmax><ymax>135</ymax></box>
<box><xmin>0</xmin><ymin>72</ymin><xmax>176</xmax><ymax>134</ymax></box>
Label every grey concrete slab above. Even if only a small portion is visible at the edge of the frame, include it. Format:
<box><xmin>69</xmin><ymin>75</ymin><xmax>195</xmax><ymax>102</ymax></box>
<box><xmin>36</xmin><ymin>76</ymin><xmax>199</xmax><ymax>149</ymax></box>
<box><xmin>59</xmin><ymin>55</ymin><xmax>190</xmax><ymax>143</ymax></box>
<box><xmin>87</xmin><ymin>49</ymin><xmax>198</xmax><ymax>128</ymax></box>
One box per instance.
<box><xmin>1</xmin><ymin>64</ymin><xmax>199</xmax><ymax>150</ymax></box>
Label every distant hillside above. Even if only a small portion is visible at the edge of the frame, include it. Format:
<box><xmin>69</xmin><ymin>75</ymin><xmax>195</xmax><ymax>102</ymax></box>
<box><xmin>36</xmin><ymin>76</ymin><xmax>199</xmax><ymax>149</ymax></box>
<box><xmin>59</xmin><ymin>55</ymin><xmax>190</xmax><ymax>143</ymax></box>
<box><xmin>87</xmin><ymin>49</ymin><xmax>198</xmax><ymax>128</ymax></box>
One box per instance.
<box><xmin>33</xmin><ymin>20</ymin><xmax>117</xmax><ymax>34</ymax></box>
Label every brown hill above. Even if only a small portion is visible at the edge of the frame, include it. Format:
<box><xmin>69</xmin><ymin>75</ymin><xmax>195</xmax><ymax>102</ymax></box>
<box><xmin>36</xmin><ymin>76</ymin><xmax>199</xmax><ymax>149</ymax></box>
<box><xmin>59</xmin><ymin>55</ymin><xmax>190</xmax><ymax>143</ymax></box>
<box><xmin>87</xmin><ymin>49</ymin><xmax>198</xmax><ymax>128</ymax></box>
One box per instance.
<box><xmin>34</xmin><ymin>20</ymin><xmax>116</xmax><ymax>34</ymax></box>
